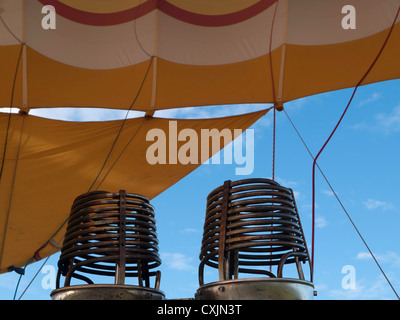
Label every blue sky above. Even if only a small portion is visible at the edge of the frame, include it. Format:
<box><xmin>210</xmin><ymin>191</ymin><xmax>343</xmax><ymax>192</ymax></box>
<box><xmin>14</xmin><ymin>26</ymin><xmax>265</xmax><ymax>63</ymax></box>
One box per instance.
<box><xmin>1</xmin><ymin>79</ymin><xmax>399</xmax><ymax>300</ymax></box>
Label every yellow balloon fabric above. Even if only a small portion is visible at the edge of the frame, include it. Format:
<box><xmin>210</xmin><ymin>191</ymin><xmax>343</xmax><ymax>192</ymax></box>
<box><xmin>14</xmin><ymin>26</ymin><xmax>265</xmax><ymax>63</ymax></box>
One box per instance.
<box><xmin>0</xmin><ymin>109</ymin><xmax>268</xmax><ymax>272</ymax></box>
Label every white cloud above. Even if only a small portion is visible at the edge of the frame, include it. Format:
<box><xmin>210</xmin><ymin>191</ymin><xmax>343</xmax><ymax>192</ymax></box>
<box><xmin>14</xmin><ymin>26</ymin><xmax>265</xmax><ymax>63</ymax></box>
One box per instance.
<box><xmin>374</xmin><ymin>105</ymin><xmax>400</xmax><ymax>134</ymax></box>
<box><xmin>329</xmin><ymin>275</ymin><xmax>395</xmax><ymax>300</ymax></box>
<box><xmin>350</xmin><ymin>121</ymin><xmax>368</xmax><ymax>131</ymax></box>
<box><xmin>3</xmin><ymin>103</ymin><xmax>270</xmax><ymax>124</ymax></box>
<box><xmin>180</xmin><ymin>228</ymin><xmax>198</xmax><ymax>234</ymax></box>
<box><xmin>357</xmin><ymin>92</ymin><xmax>380</xmax><ymax>107</ymax></box>
<box><xmin>293</xmin><ymin>190</ymin><xmax>301</xmax><ymax>200</ymax></box>
<box><xmin>30</xmin><ymin>108</ymin><xmax>143</xmax><ymax>122</ymax></box>
<box><xmin>286</xmin><ymin>97</ymin><xmax>307</xmax><ymax>110</ymax></box>
<box><xmin>316</xmin><ymin>216</ymin><xmax>328</xmax><ymax>228</ymax></box>
<box><xmin>356</xmin><ymin>252</ymin><xmax>372</xmax><ymax>260</ymax></box>
<box><xmin>363</xmin><ymin>199</ymin><xmax>393</xmax><ymax>211</ymax></box>
<box><xmin>276</xmin><ymin>177</ymin><xmax>298</xmax><ymax>188</ymax></box>
<box><xmin>161</xmin><ymin>252</ymin><xmax>195</xmax><ymax>271</ymax></box>
<box><xmin>315</xmin><ymin>283</ymin><xmax>329</xmax><ymax>292</ymax></box>
<box><xmin>321</xmin><ymin>189</ymin><xmax>335</xmax><ymax>197</ymax></box>
<box><xmin>357</xmin><ymin>251</ymin><xmax>400</xmax><ymax>267</ymax></box>
<box><xmin>350</xmin><ymin>104</ymin><xmax>400</xmax><ymax>135</ymax></box>
<box><xmin>383</xmin><ymin>252</ymin><xmax>400</xmax><ymax>267</ymax></box>
<box><xmin>155</xmin><ymin>104</ymin><xmax>268</xmax><ymax>120</ymax></box>
<box><xmin>0</xmin><ymin>106</ymin><xmax>146</xmax><ymax>122</ymax></box>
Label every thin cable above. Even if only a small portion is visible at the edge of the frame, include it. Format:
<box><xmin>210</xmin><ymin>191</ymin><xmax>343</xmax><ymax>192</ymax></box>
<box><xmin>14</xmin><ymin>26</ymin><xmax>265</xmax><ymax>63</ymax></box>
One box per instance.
<box><xmin>12</xmin><ymin>255</ymin><xmax>34</xmax><ymax>300</ymax></box>
<box><xmin>17</xmin><ymin>235</ymin><xmax>64</xmax><ymax>300</ymax></box>
<box><xmin>0</xmin><ymin>44</ymin><xmax>23</xmax><ymax>182</ymax></box>
<box><xmin>94</xmin><ymin>117</ymin><xmax>147</xmax><ymax>191</ymax></box>
<box><xmin>13</xmin><ymin>56</ymin><xmax>154</xmax><ymax>300</ymax></box>
<box><xmin>284</xmin><ymin>109</ymin><xmax>399</xmax><ymax>300</ymax></box>
<box><xmin>0</xmin><ymin>15</ymin><xmax>24</xmax><ymax>44</ymax></box>
<box><xmin>268</xmin><ymin>2</ymin><xmax>279</xmax><ymax>272</ymax></box>
<box><xmin>311</xmin><ymin>4</ymin><xmax>400</xmax><ymax>276</ymax></box>
<box><xmin>0</xmin><ymin>44</ymin><xmax>24</xmax><ymax>279</ymax></box>
<box><xmin>268</xmin><ymin>2</ymin><xmax>278</xmax><ymax>104</ymax></box>
<box><xmin>1</xmin><ymin>115</ymin><xmax>26</xmax><ymax>273</ymax></box>
<box><xmin>17</xmin><ymin>257</ymin><xmax>52</xmax><ymax>300</ymax></box>
<box><xmin>134</xmin><ymin>0</ymin><xmax>153</xmax><ymax>58</ymax></box>
<box><xmin>10</xmin><ymin>0</ymin><xmax>155</xmax><ymax>298</ymax></box>
<box><xmin>0</xmin><ymin>19</ymin><xmax>26</xmax><ymax>297</ymax></box>
<box><xmin>88</xmin><ymin>57</ymin><xmax>153</xmax><ymax>192</ymax></box>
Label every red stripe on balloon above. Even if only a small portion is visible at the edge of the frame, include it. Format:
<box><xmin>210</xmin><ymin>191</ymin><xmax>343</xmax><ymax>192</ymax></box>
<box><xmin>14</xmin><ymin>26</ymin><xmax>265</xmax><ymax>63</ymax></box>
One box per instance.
<box><xmin>37</xmin><ymin>0</ymin><xmax>278</xmax><ymax>26</ymax></box>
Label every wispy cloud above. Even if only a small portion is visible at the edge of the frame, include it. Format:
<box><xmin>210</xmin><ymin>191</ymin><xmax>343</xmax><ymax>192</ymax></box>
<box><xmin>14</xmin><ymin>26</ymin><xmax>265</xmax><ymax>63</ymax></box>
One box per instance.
<box><xmin>161</xmin><ymin>252</ymin><xmax>196</xmax><ymax>271</ymax></box>
<box><xmin>316</xmin><ymin>216</ymin><xmax>328</xmax><ymax>228</ymax></box>
<box><xmin>329</xmin><ymin>275</ymin><xmax>397</xmax><ymax>300</ymax></box>
<box><xmin>276</xmin><ymin>177</ymin><xmax>298</xmax><ymax>188</ymax></box>
<box><xmin>321</xmin><ymin>189</ymin><xmax>335</xmax><ymax>197</ymax></box>
<box><xmin>285</xmin><ymin>94</ymin><xmax>326</xmax><ymax>112</ymax></box>
<box><xmin>357</xmin><ymin>92</ymin><xmax>381</xmax><ymax>107</ymax></box>
<box><xmin>350</xmin><ymin>104</ymin><xmax>400</xmax><ymax>135</ymax></box>
<box><xmin>3</xmin><ymin>104</ymin><xmax>271</xmax><ymax>123</ymax></box>
<box><xmin>374</xmin><ymin>105</ymin><xmax>400</xmax><ymax>134</ymax></box>
<box><xmin>155</xmin><ymin>104</ymin><xmax>268</xmax><ymax>120</ymax></box>
<box><xmin>356</xmin><ymin>252</ymin><xmax>372</xmax><ymax>260</ymax></box>
<box><xmin>357</xmin><ymin>251</ymin><xmax>400</xmax><ymax>267</ymax></box>
<box><xmin>363</xmin><ymin>198</ymin><xmax>394</xmax><ymax>211</ymax></box>
<box><xmin>30</xmin><ymin>108</ymin><xmax>144</xmax><ymax>122</ymax></box>
<box><xmin>287</xmin><ymin>97</ymin><xmax>308</xmax><ymax>110</ymax></box>
<box><xmin>180</xmin><ymin>228</ymin><xmax>199</xmax><ymax>234</ymax></box>
<box><xmin>293</xmin><ymin>190</ymin><xmax>301</xmax><ymax>200</ymax></box>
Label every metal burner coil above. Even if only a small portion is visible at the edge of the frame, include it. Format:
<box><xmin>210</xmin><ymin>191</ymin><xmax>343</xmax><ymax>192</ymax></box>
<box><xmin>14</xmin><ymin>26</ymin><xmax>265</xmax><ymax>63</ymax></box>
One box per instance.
<box><xmin>199</xmin><ymin>178</ymin><xmax>311</xmax><ymax>285</ymax></box>
<box><xmin>56</xmin><ymin>190</ymin><xmax>161</xmax><ymax>290</ymax></box>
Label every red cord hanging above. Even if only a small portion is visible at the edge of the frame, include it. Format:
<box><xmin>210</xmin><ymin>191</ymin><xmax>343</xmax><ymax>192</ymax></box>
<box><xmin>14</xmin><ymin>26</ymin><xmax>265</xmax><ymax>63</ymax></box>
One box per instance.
<box><xmin>310</xmin><ymin>4</ymin><xmax>400</xmax><ymax>275</ymax></box>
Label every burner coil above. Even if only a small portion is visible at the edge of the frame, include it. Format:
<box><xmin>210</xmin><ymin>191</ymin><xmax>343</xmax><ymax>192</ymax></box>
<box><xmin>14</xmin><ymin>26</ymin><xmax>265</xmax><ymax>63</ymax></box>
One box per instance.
<box><xmin>56</xmin><ymin>190</ymin><xmax>161</xmax><ymax>290</ymax></box>
<box><xmin>199</xmin><ymin>178</ymin><xmax>311</xmax><ymax>285</ymax></box>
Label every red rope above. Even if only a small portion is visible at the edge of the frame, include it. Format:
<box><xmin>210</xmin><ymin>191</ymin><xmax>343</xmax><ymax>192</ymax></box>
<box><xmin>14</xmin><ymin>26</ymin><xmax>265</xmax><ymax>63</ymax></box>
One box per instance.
<box><xmin>272</xmin><ymin>106</ymin><xmax>276</xmax><ymax>180</ymax></box>
<box><xmin>269</xmin><ymin>106</ymin><xmax>277</xmax><ymax>273</ymax></box>
<box><xmin>311</xmin><ymin>5</ymin><xmax>400</xmax><ymax>276</ymax></box>
<box><xmin>268</xmin><ymin>2</ymin><xmax>279</xmax><ymax>273</ymax></box>
<box><xmin>268</xmin><ymin>1</ymin><xmax>278</xmax><ymax>181</ymax></box>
